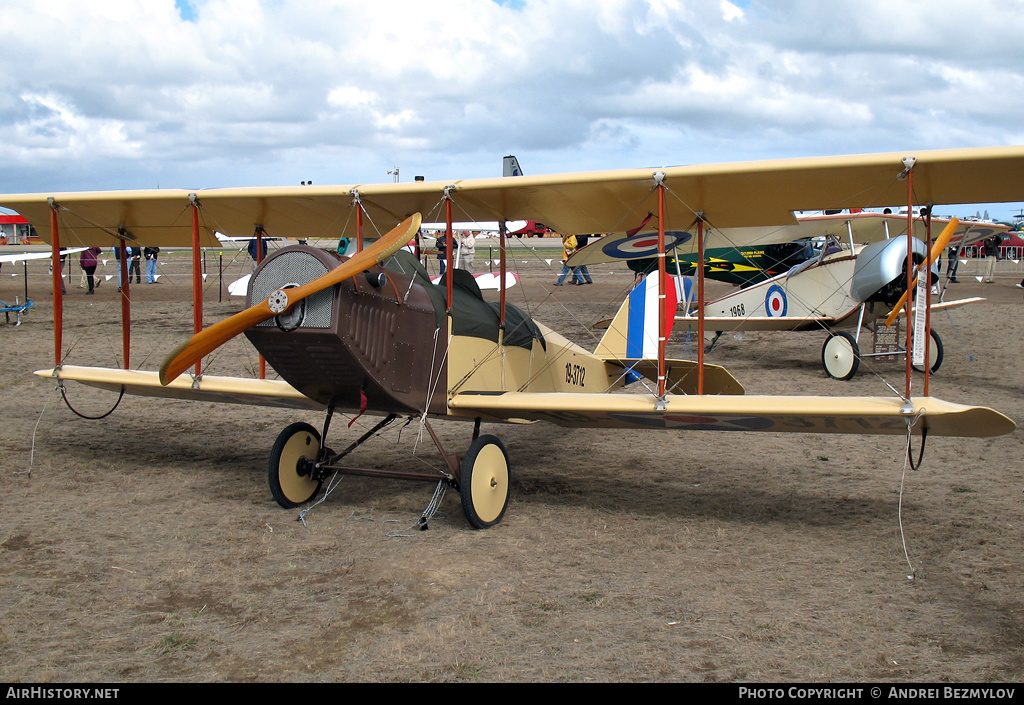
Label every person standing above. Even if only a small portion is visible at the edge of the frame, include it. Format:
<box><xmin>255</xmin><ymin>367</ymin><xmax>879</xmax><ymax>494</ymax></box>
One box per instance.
<box><xmin>459</xmin><ymin>231</ymin><xmax>476</xmax><ymax>273</ymax></box>
<box><xmin>80</xmin><ymin>246</ymin><xmax>101</xmax><ymax>294</ymax></box>
<box><xmin>113</xmin><ymin>245</ymin><xmax>122</xmax><ymax>289</ymax></box>
<box><xmin>144</xmin><ymin>246</ymin><xmax>160</xmax><ymax>283</ymax></box>
<box><xmin>946</xmin><ymin>245</ymin><xmax>960</xmax><ymax>283</ymax></box>
<box><xmin>129</xmin><ymin>246</ymin><xmax>142</xmax><ymax>284</ymax></box>
<box><xmin>554</xmin><ymin>234</ymin><xmax>582</xmax><ymax>285</ymax></box>
<box><xmin>575</xmin><ymin>234</ymin><xmax>593</xmax><ymax>284</ymax></box>
<box><xmin>248</xmin><ymin>237</ymin><xmax>267</xmax><ymax>271</ymax></box>
<box><xmin>983</xmin><ymin>236</ymin><xmax>999</xmax><ymax>283</ymax></box>
<box><xmin>436</xmin><ymin>234</ymin><xmax>457</xmax><ymax>276</ymax></box>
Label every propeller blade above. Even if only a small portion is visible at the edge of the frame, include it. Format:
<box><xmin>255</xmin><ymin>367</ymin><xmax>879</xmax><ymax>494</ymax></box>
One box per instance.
<box><xmin>159</xmin><ymin>213</ymin><xmax>422</xmax><ymax>385</ymax></box>
<box><xmin>884</xmin><ymin>217</ymin><xmax>958</xmax><ymax>327</ymax></box>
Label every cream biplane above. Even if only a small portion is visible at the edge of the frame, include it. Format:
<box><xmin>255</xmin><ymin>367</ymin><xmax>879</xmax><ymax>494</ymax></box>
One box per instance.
<box><xmin>570</xmin><ymin>210</ymin><xmax>1008</xmax><ymax>380</ymax></box>
<box><xmin>3</xmin><ymin>147</ymin><xmax>1021</xmax><ymax>529</ymax></box>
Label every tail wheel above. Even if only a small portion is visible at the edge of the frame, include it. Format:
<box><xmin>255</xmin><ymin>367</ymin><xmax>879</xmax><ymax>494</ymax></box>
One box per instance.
<box><xmin>269</xmin><ymin>422</ymin><xmax>322</xmax><ymax>508</ymax></box>
<box><xmin>822</xmin><ymin>331</ymin><xmax>860</xmax><ymax>380</ymax></box>
<box><xmin>912</xmin><ymin>328</ymin><xmax>944</xmax><ymax>374</ymax></box>
<box><xmin>459</xmin><ymin>435</ymin><xmax>511</xmax><ymax>529</ymax></box>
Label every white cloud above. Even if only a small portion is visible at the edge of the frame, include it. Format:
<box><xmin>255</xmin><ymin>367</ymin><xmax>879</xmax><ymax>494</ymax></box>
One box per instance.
<box><xmin>721</xmin><ymin>0</ymin><xmax>744</xmax><ymax>21</ymax></box>
<box><xmin>0</xmin><ymin>0</ymin><xmax>1021</xmax><ymax>217</ymax></box>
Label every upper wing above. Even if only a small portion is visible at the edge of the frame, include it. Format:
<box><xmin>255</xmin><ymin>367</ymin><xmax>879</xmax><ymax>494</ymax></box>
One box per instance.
<box><xmin>448</xmin><ymin>390</ymin><xmax>1015</xmax><ymax>438</ymax></box>
<box><xmin>567</xmin><ymin>212</ymin><xmax>1011</xmax><ymax>267</ymax></box>
<box><xmin>3</xmin><ymin>146</ymin><xmax>1024</xmax><ymax>247</ymax></box>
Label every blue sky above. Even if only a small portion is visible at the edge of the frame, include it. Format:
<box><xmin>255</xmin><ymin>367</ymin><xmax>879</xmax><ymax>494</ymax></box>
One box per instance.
<box><xmin>2</xmin><ymin>0</ymin><xmax>1022</xmax><ymax>220</ymax></box>
<box><xmin>174</xmin><ymin>0</ymin><xmax>198</xmax><ymax>21</ymax></box>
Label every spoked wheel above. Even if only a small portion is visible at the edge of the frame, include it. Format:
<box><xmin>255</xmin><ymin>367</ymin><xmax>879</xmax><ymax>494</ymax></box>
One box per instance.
<box><xmin>912</xmin><ymin>328</ymin><xmax>944</xmax><ymax>374</ymax></box>
<box><xmin>459</xmin><ymin>435</ymin><xmax>511</xmax><ymax>530</ymax></box>
<box><xmin>269</xmin><ymin>422</ymin><xmax>323</xmax><ymax>508</ymax></box>
<box><xmin>821</xmin><ymin>331</ymin><xmax>860</xmax><ymax>380</ymax></box>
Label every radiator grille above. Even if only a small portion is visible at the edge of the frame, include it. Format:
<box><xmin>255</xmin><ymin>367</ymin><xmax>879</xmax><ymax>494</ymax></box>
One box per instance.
<box><xmin>250</xmin><ymin>251</ymin><xmax>334</xmax><ymax>328</ymax></box>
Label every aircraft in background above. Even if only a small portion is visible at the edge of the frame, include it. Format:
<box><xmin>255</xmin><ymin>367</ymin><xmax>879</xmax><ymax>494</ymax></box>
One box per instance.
<box><xmin>571</xmin><ymin>211</ymin><xmax>1007</xmax><ymax>379</ymax></box>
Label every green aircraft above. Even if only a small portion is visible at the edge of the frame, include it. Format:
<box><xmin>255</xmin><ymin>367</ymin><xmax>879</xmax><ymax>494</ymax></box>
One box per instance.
<box><xmin>626</xmin><ymin>239</ymin><xmax>817</xmax><ymax>287</ymax></box>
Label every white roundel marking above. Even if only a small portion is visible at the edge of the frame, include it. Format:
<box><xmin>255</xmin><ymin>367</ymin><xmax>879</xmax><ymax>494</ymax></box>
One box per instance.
<box><xmin>765</xmin><ymin>285</ymin><xmax>787</xmax><ymax>317</ymax></box>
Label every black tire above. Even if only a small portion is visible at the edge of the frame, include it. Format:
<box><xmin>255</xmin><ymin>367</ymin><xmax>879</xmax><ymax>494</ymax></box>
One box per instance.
<box><xmin>459</xmin><ymin>435</ymin><xmax>511</xmax><ymax>529</ymax></box>
<box><xmin>269</xmin><ymin>422</ymin><xmax>322</xmax><ymax>508</ymax></box>
<box><xmin>912</xmin><ymin>329</ymin><xmax>944</xmax><ymax>374</ymax></box>
<box><xmin>821</xmin><ymin>331</ymin><xmax>860</xmax><ymax>380</ymax></box>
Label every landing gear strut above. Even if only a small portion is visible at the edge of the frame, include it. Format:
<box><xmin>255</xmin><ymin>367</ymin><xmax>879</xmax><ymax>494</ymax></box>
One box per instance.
<box><xmin>266</xmin><ymin>410</ymin><xmax>511</xmax><ymax>529</ymax></box>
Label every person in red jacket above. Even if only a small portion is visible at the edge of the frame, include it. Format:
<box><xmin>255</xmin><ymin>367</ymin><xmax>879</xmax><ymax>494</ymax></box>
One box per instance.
<box><xmin>80</xmin><ymin>246</ymin><xmax>102</xmax><ymax>294</ymax></box>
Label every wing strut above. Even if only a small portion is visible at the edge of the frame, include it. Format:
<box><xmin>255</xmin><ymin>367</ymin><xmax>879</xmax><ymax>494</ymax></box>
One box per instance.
<box><xmin>696</xmin><ymin>213</ymin><xmax>707</xmax><ymax>395</ymax></box>
<box><xmin>189</xmin><ymin>194</ymin><xmax>203</xmax><ymax>378</ymax></box>
<box><xmin>117</xmin><ymin>236</ymin><xmax>130</xmax><ymax>369</ymax></box>
<box><xmin>48</xmin><ymin>199</ymin><xmax>63</xmax><ymax>369</ymax></box>
<box><xmin>655</xmin><ymin>173</ymin><xmax>668</xmax><ymax>403</ymax></box>
<box><xmin>903</xmin><ymin>163</ymin><xmax>915</xmax><ymax>398</ymax></box>
<box><xmin>444</xmin><ymin>186</ymin><xmax>455</xmax><ymax>312</ymax></box>
<box><xmin>923</xmin><ymin>209</ymin><xmax>933</xmax><ymax>397</ymax></box>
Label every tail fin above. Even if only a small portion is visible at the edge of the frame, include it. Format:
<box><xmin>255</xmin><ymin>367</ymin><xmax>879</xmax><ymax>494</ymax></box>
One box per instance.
<box><xmin>594</xmin><ymin>272</ymin><xmax>743</xmax><ymax>394</ymax></box>
<box><xmin>595</xmin><ymin>272</ymin><xmax>688</xmax><ymax>359</ymax></box>
<box><xmin>503</xmin><ymin>155</ymin><xmax>524</xmax><ymax>177</ymax></box>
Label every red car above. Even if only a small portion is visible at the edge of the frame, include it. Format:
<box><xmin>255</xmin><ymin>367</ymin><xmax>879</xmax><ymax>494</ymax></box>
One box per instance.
<box><xmin>510</xmin><ymin>220</ymin><xmax>558</xmax><ymax>238</ymax></box>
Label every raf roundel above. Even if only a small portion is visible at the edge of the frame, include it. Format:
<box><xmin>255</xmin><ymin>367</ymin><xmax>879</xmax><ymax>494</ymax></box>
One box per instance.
<box><xmin>765</xmin><ymin>284</ymin><xmax>788</xmax><ymax>317</ymax></box>
<box><xmin>601</xmin><ymin>230</ymin><xmax>692</xmax><ymax>260</ymax></box>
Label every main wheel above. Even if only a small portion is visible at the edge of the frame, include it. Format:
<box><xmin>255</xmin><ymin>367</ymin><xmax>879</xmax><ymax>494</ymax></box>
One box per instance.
<box><xmin>269</xmin><ymin>422</ymin><xmax>322</xmax><ymax>508</ymax></box>
<box><xmin>459</xmin><ymin>435</ymin><xmax>511</xmax><ymax>529</ymax></box>
<box><xmin>821</xmin><ymin>331</ymin><xmax>860</xmax><ymax>380</ymax></box>
<box><xmin>912</xmin><ymin>328</ymin><xmax>944</xmax><ymax>374</ymax></box>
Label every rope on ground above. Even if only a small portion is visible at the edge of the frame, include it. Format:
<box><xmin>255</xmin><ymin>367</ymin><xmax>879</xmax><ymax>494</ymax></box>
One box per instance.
<box><xmin>297</xmin><ymin>469</ymin><xmax>344</xmax><ymax>527</ymax></box>
<box><xmin>387</xmin><ymin>481</ymin><xmax>450</xmax><ymax>537</ymax></box>
<box><xmin>898</xmin><ymin>410</ymin><xmax>927</xmax><ymax>581</ymax></box>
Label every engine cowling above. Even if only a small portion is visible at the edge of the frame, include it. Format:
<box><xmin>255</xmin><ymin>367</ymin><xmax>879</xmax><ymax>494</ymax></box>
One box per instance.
<box><xmin>850</xmin><ymin>236</ymin><xmax>934</xmax><ymax>306</ymax></box>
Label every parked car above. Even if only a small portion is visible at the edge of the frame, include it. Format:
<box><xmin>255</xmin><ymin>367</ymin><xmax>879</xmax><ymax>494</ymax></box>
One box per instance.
<box><xmin>509</xmin><ymin>220</ymin><xmax>558</xmax><ymax>238</ymax></box>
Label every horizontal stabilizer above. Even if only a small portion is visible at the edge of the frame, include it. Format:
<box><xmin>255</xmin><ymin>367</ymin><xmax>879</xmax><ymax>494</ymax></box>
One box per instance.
<box><xmin>885</xmin><ymin>297</ymin><xmax>984</xmax><ymax>319</ymax></box>
<box><xmin>596</xmin><ymin>357</ymin><xmax>744</xmax><ymax>395</ymax></box>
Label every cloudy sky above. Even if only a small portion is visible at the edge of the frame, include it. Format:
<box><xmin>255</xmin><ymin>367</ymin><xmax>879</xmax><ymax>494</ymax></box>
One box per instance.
<box><xmin>2</xmin><ymin>0</ymin><xmax>1023</xmax><ymax>219</ymax></box>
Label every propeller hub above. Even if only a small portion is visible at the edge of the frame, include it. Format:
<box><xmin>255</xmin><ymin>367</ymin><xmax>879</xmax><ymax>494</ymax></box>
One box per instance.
<box><xmin>268</xmin><ymin>289</ymin><xmax>290</xmax><ymax>313</ymax></box>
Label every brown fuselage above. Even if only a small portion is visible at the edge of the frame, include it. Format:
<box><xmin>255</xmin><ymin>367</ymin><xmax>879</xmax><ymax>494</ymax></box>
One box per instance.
<box><xmin>244</xmin><ymin>245</ymin><xmax>448</xmax><ymax>417</ymax></box>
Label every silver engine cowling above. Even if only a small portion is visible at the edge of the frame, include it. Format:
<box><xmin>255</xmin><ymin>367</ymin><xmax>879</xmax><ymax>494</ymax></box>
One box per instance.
<box><xmin>850</xmin><ymin>236</ymin><xmax>934</xmax><ymax>304</ymax></box>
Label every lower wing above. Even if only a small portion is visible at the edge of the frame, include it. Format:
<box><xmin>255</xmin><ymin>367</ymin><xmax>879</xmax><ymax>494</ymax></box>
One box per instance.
<box><xmin>36</xmin><ymin>366</ymin><xmax>324</xmax><ymax>411</ymax></box>
<box><xmin>449</xmin><ymin>390</ymin><xmax>1015</xmax><ymax>437</ymax></box>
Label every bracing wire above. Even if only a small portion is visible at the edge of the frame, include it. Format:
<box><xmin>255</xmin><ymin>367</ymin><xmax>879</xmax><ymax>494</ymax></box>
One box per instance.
<box><xmin>897</xmin><ymin>412</ymin><xmax>928</xmax><ymax>580</ymax></box>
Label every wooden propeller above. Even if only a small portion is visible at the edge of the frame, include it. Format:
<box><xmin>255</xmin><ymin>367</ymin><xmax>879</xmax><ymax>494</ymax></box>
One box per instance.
<box><xmin>159</xmin><ymin>213</ymin><xmax>422</xmax><ymax>385</ymax></box>
<box><xmin>884</xmin><ymin>216</ymin><xmax>958</xmax><ymax>327</ymax></box>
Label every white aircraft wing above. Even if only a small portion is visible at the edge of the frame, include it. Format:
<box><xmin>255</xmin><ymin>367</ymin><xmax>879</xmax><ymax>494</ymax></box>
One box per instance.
<box><xmin>0</xmin><ymin>247</ymin><xmax>87</xmax><ymax>264</ymax></box>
